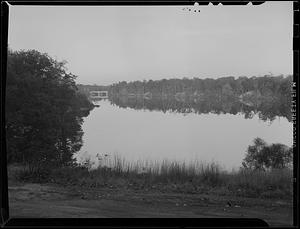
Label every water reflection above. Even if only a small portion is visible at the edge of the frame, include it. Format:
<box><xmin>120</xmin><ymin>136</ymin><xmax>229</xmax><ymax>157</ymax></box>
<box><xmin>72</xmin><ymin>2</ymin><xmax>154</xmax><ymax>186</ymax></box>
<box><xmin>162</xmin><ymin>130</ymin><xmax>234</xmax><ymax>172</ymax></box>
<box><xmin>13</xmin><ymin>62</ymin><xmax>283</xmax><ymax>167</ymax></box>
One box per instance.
<box><xmin>107</xmin><ymin>94</ymin><xmax>292</xmax><ymax>123</ymax></box>
<box><xmin>77</xmin><ymin>95</ymin><xmax>292</xmax><ymax>171</ymax></box>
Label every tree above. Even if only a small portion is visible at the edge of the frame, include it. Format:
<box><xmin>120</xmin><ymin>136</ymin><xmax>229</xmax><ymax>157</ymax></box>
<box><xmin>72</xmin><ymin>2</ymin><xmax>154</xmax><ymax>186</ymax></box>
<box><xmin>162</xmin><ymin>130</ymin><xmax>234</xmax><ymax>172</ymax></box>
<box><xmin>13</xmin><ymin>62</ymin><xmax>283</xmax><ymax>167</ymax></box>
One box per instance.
<box><xmin>262</xmin><ymin>143</ymin><xmax>293</xmax><ymax>169</ymax></box>
<box><xmin>242</xmin><ymin>138</ymin><xmax>293</xmax><ymax>171</ymax></box>
<box><xmin>6</xmin><ymin>49</ymin><xmax>93</xmax><ymax>169</ymax></box>
<box><xmin>222</xmin><ymin>83</ymin><xmax>233</xmax><ymax>96</ymax></box>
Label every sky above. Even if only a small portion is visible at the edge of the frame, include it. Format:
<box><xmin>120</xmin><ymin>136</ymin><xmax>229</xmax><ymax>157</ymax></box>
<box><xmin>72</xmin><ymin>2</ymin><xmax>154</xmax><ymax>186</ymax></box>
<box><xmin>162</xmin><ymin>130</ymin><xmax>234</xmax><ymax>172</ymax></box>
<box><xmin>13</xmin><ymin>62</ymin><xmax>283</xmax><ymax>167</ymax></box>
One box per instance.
<box><xmin>8</xmin><ymin>2</ymin><xmax>293</xmax><ymax>85</ymax></box>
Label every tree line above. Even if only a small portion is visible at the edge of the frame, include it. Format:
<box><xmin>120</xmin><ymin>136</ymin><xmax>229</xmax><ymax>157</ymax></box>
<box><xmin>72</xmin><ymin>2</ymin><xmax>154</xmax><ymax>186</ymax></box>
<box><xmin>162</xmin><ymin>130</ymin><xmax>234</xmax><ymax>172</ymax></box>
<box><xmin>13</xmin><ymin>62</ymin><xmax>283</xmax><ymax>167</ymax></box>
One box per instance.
<box><xmin>109</xmin><ymin>75</ymin><xmax>292</xmax><ymax>100</ymax></box>
<box><xmin>105</xmin><ymin>75</ymin><xmax>292</xmax><ymax>122</ymax></box>
<box><xmin>6</xmin><ymin>49</ymin><xmax>94</xmax><ymax>172</ymax></box>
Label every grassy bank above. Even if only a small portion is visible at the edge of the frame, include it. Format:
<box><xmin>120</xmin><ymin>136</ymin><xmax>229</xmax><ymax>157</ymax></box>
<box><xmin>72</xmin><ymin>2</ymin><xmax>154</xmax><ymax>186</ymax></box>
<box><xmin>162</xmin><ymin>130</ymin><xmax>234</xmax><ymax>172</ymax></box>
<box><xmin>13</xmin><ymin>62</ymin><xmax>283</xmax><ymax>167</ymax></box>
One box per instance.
<box><xmin>8</xmin><ymin>156</ymin><xmax>293</xmax><ymax>200</ymax></box>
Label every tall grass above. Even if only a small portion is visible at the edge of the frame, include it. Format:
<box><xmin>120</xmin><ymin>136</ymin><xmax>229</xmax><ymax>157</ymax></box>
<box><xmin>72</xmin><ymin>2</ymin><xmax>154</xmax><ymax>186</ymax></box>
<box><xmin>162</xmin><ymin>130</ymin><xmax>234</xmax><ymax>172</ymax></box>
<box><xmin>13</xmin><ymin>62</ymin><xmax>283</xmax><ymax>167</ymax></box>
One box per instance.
<box><xmin>10</xmin><ymin>155</ymin><xmax>293</xmax><ymax>199</ymax></box>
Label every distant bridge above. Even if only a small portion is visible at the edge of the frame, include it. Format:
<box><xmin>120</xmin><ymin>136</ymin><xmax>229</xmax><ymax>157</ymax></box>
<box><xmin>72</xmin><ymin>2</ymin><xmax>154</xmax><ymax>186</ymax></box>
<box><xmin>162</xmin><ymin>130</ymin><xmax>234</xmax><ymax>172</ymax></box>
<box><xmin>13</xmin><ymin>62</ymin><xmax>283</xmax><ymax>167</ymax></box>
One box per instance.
<box><xmin>89</xmin><ymin>91</ymin><xmax>108</xmax><ymax>99</ymax></box>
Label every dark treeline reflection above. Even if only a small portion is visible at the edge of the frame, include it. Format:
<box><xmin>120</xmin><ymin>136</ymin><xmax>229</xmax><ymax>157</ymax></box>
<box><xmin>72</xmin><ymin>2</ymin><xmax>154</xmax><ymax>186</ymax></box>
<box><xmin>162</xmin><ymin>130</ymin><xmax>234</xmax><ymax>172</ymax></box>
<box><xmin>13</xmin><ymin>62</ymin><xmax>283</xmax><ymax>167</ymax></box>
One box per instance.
<box><xmin>105</xmin><ymin>75</ymin><xmax>292</xmax><ymax>122</ymax></box>
<box><xmin>108</xmin><ymin>94</ymin><xmax>292</xmax><ymax>123</ymax></box>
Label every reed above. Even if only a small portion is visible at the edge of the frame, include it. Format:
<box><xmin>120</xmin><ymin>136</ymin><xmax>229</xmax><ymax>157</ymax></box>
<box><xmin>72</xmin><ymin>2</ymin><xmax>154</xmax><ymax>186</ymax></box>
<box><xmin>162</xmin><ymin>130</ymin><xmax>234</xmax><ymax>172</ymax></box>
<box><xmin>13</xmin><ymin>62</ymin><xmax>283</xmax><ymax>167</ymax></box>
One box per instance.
<box><xmin>9</xmin><ymin>154</ymin><xmax>293</xmax><ymax>199</ymax></box>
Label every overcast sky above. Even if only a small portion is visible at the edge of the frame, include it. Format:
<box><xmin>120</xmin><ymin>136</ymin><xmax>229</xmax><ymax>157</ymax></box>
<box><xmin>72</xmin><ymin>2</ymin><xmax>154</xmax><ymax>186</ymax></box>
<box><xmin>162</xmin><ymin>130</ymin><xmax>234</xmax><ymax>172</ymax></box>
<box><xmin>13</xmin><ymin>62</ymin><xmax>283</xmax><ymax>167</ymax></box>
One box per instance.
<box><xmin>8</xmin><ymin>2</ymin><xmax>293</xmax><ymax>85</ymax></box>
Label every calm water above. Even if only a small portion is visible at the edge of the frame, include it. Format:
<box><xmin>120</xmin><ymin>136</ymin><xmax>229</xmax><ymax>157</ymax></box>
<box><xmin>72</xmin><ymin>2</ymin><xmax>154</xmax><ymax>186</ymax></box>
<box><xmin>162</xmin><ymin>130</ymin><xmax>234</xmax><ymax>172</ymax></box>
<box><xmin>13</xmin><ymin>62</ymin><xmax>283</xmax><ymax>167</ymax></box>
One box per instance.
<box><xmin>76</xmin><ymin>98</ymin><xmax>293</xmax><ymax>171</ymax></box>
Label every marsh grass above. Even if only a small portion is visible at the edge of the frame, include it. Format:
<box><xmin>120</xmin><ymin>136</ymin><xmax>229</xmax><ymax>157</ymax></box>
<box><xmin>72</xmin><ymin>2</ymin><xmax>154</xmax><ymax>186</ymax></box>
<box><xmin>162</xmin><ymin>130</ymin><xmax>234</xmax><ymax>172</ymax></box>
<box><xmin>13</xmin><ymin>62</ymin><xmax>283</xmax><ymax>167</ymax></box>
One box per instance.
<box><xmin>9</xmin><ymin>155</ymin><xmax>293</xmax><ymax>199</ymax></box>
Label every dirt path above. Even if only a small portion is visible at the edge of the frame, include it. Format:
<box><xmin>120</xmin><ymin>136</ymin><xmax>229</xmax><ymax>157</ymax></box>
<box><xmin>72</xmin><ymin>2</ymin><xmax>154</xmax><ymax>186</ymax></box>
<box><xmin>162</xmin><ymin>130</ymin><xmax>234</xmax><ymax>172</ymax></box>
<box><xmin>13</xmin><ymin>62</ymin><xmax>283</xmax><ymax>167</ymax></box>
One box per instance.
<box><xmin>8</xmin><ymin>183</ymin><xmax>293</xmax><ymax>226</ymax></box>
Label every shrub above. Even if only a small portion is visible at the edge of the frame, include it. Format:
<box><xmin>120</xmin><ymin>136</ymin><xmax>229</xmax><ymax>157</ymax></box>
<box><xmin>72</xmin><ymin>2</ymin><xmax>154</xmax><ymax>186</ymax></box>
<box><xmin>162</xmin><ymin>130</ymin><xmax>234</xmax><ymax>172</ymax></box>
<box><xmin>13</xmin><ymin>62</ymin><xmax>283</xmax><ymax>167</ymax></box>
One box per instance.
<box><xmin>242</xmin><ymin>138</ymin><xmax>292</xmax><ymax>170</ymax></box>
<box><xmin>13</xmin><ymin>165</ymin><xmax>51</xmax><ymax>183</ymax></box>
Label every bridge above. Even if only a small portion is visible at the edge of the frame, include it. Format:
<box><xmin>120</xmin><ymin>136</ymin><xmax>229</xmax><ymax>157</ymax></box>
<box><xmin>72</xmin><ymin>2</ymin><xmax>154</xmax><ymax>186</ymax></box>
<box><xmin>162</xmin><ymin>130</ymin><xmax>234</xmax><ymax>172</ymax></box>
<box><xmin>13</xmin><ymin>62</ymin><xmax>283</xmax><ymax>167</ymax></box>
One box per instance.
<box><xmin>89</xmin><ymin>91</ymin><xmax>108</xmax><ymax>99</ymax></box>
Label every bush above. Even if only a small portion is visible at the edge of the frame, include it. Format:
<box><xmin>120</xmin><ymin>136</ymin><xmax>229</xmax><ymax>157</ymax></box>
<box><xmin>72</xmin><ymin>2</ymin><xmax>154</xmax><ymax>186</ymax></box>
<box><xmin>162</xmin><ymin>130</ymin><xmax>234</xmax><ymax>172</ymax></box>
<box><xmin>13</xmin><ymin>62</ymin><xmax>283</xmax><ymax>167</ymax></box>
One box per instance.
<box><xmin>13</xmin><ymin>165</ymin><xmax>51</xmax><ymax>183</ymax></box>
<box><xmin>242</xmin><ymin>138</ymin><xmax>292</xmax><ymax>170</ymax></box>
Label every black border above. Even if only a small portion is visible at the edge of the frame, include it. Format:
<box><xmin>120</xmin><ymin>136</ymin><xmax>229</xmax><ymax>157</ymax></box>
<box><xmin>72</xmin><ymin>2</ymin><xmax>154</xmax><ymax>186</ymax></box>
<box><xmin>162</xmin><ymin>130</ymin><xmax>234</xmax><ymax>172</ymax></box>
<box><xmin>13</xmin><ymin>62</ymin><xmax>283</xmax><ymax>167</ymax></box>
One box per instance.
<box><xmin>1</xmin><ymin>0</ymin><xmax>298</xmax><ymax>228</ymax></box>
<box><xmin>0</xmin><ymin>0</ymin><xmax>9</xmax><ymax>227</ymax></box>
<box><xmin>3</xmin><ymin>1</ymin><xmax>266</xmax><ymax>6</ymax></box>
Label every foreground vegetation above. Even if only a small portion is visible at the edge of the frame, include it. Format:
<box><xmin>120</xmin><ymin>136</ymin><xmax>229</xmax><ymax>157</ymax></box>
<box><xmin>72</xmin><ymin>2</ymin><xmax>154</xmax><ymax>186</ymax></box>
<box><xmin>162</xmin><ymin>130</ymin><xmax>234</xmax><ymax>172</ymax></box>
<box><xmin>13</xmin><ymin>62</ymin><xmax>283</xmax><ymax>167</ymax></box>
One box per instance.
<box><xmin>9</xmin><ymin>156</ymin><xmax>292</xmax><ymax>200</ymax></box>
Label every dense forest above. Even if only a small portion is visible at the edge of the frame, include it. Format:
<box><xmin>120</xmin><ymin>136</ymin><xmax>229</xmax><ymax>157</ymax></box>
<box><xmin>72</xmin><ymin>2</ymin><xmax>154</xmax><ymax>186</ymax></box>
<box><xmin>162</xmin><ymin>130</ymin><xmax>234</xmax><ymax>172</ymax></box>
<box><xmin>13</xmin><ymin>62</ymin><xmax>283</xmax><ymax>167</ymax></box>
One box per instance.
<box><xmin>5</xmin><ymin>49</ymin><xmax>94</xmax><ymax>171</ymax></box>
<box><xmin>109</xmin><ymin>75</ymin><xmax>292</xmax><ymax>100</ymax></box>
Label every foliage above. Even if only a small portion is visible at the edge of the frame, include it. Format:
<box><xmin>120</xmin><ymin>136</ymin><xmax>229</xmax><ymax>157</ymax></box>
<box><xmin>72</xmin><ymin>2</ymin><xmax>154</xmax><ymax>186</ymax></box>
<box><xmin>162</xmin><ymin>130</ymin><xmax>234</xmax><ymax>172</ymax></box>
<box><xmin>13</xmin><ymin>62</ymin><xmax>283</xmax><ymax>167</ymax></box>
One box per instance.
<box><xmin>8</xmin><ymin>157</ymin><xmax>292</xmax><ymax>199</ymax></box>
<box><xmin>105</xmin><ymin>75</ymin><xmax>293</xmax><ymax>122</ymax></box>
<box><xmin>6</xmin><ymin>49</ymin><xmax>93</xmax><ymax>169</ymax></box>
<box><xmin>109</xmin><ymin>75</ymin><xmax>292</xmax><ymax>99</ymax></box>
<box><xmin>242</xmin><ymin>138</ymin><xmax>293</xmax><ymax>171</ymax></box>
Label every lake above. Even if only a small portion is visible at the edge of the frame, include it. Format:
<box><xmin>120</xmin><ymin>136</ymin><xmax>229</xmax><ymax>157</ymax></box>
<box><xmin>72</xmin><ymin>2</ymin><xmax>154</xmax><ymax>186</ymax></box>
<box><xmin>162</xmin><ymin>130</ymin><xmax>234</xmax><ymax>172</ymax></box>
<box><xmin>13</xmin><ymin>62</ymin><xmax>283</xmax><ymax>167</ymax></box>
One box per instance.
<box><xmin>75</xmin><ymin>97</ymin><xmax>293</xmax><ymax>171</ymax></box>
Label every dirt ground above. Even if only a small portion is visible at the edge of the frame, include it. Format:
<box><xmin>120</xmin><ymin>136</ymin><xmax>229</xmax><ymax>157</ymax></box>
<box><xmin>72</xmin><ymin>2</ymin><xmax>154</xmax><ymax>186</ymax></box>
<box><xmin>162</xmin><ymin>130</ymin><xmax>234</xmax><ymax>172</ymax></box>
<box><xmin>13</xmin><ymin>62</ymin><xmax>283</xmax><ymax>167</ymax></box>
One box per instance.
<box><xmin>8</xmin><ymin>182</ymin><xmax>293</xmax><ymax>226</ymax></box>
